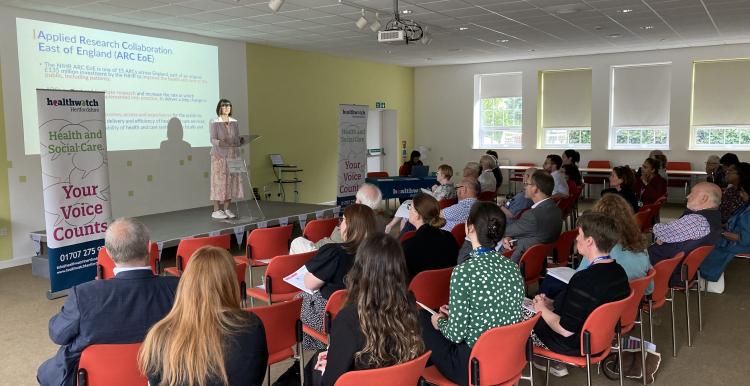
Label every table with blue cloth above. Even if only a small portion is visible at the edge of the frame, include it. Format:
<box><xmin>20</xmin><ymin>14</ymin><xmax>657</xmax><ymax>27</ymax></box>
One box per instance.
<box><xmin>366</xmin><ymin>176</ymin><xmax>437</xmax><ymax>209</ymax></box>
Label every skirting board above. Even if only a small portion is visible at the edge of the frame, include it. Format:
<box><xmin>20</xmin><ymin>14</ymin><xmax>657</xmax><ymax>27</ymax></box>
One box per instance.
<box><xmin>0</xmin><ymin>256</ymin><xmax>32</xmax><ymax>270</ymax></box>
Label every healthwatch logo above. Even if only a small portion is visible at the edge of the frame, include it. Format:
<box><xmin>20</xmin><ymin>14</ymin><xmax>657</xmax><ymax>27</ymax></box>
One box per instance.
<box><xmin>46</xmin><ymin>98</ymin><xmax>99</xmax><ymax>107</ymax></box>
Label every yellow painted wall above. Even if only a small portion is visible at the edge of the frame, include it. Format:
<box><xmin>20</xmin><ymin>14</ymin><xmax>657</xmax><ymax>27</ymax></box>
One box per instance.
<box><xmin>0</xmin><ymin>63</ymin><xmax>11</xmax><ymax>260</ymax></box>
<box><xmin>246</xmin><ymin>44</ymin><xmax>414</xmax><ymax>203</ymax></box>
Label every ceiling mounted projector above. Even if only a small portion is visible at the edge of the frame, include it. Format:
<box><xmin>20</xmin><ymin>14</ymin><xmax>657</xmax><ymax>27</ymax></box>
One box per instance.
<box><xmin>377</xmin><ymin>0</ymin><xmax>424</xmax><ymax>44</ymax></box>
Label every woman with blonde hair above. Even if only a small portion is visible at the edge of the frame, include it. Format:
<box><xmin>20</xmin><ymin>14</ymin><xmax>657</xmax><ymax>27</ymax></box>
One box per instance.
<box><xmin>402</xmin><ymin>192</ymin><xmax>459</xmax><ymax>278</ymax></box>
<box><xmin>139</xmin><ymin>247</ymin><xmax>267</xmax><ymax>386</ymax></box>
<box><xmin>477</xmin><ymin>154</ymin><xmax>497</xmax><ymax>193</ymax></box>
<box><xmin>306</xmin><ymin>232</ymin><xmax>425</xmax><ymax>385</ymax></box>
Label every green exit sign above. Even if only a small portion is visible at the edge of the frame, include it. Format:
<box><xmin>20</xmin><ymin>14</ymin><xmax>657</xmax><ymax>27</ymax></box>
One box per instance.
<box><xmin>375</xmin><ymin>101</ymin><xmax>386</xmax><ymax>109</ymax></box>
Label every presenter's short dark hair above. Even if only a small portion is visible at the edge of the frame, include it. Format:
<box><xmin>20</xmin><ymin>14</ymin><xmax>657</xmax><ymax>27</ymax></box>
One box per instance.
<box><xmin>216</xmin><ymin>99</ymin><xmax>232</xmax><ymax>116</ymax></box>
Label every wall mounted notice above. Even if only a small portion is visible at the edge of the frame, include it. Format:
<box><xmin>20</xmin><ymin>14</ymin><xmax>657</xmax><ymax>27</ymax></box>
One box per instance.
<box><xmin>17</xmin><ymin>18</ymin><xmax>219</xmax><ymax>154</ymax></box>
<box><xmin>337</xmin><ymin>104</ymin><xmax>367</xmax><ymax>207</ymax></box>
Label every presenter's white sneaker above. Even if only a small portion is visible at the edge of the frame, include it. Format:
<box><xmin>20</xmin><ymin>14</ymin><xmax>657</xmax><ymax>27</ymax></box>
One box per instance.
<box><xmin>212</xmin><ymin>210</ymin><xmax>228</xmax><ymax>219</ymax></box>
<box><xmin>224</xmin><ymin>209</ymin><xmax>237</xmax><ymax>219</ymax></box>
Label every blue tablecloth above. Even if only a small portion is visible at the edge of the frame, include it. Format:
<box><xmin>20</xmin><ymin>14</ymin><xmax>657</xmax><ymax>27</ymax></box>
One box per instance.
<box><xmin>366</xmin><ymin>176</ymin><xmax>438</xmax><ymax>200</ymax></box>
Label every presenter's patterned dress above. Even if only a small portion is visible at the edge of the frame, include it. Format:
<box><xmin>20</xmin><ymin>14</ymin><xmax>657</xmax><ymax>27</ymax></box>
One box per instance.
<box><xmin>209</xmin><ymin>117</ymin><xmax>243</xmax><ymax>201</ymax></box>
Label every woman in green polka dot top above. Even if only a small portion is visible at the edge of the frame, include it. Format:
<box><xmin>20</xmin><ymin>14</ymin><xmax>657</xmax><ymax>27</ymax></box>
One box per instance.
<box><xmin>420</xmin><ymin>201</ymin><xmax>525</xmax><ymax>386</ymax></box>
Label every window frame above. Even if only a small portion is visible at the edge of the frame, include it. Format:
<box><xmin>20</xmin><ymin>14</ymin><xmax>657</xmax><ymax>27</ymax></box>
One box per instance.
<box><xmin>473</xmin><ymin>73</ymin><xmax>523</xmax><ymax>150</ymax></box>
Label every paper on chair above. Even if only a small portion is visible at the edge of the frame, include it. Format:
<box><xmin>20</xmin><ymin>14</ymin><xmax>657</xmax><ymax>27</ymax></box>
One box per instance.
<box><xmin>283</xmin><ymin>265</ymin><xmax>314</xmax><ymax>295</ymax></box>
<box><xmin>546</xmin><ymin>267</ymin><xmax>576</xmax><ymax>284</ymax></box>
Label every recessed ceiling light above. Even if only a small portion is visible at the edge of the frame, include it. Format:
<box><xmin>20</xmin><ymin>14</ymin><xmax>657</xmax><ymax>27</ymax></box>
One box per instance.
<box><xmin>607</xmin><ymin>33</ymin><xmax>622</xmax><ymax>38</ymax></box>
<box><xmin>448</xmin><ymin>48</ymin><xmax>462</xmax><ymax>52</ymax></box>
<box><xmin>425</xmin><ymin>58</ymin><xmax>432</xmax><ymax>61</ymax></box>
<box><xmin>401</xmin><ymin>9</ymin><xmax>412</xmax><ymax>14</ymax></box>
<box><xmin>640</xmin><ymin>25</ymin><xmax>654</xmax><ymax>30</ymax></box>
<box><xmin>594</xmin><ymin>25</ymin><xmax>604</xmax><ymax>31</ymax></box>
<box><xmin>385</xmin><ymin>50</ymin><xmax>392</xmax><ymax>54</ymax></box>
<box><xmin>528</xmin><ymin>49</ymin><xmax>535</xmax><ymax>52</ymax></box>
<box><xmin>497</xmin><ymin>39</ymin><xmax>509</xmax><ymax>43</ymax></box>
<box><xmin>458</xmin><ymin>26</ymin><xmax>469</xmax><ymax>31</ymax></box>
<box><xmin>618</xmin><ymin>9</ymin><xmax>633</xmax><ymax>13</ymax></box>
<box><xmin>659</xmin><ymin>38</ymin><xmax>666</xmax><ymax>42</ymax></box>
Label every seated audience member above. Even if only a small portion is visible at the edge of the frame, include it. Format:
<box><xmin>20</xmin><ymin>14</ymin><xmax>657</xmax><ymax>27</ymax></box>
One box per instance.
<box><xmin>300</xmin><ymin>204</ymin><xmax>376</xmax><ymax>350</ymax></box>
<box><xmin>531</xmin><ymin>212</ymin><xmax>629</xmax><ymax>377</ymax></box>
<box><xmin>441</xmin><ymin>178</ymin><xmax>479</xmax><ymax>232</ymax></box>
<box><xmin>560</xmin><ymin>163</ymin><xmax>582</xmax><ymax>195</ymax></box>
<box><xmin>633</xmin><ymin>158</ymin><xmax>667</xmax><ymax>206</ymax></box>
<box><xmin>432</xmin><ymin>164</ymin><xmax>457</xmax><ymax>201</ymax></box>
<box><xmin>718</xmin><ymin>153</ymin><xmax>740</xmax><ymax>188</ymax></box>
<box><xmin>402</xmin><ymin>193</ymin><xmax>459</xmax><ymax>279</ymax></box>
<box><xmin>543</xmin><ymin>154</ymin><xmax>569</xmax><ymax>199</ymax></box>
<box><xmin>651</xmin><ymin>150</ymin><xmax>668</xmax><ymax>180</ymax></box>
<box><xmin>139</xmin><ymin>247</ymin><xmax>267</xmax><ymax>386</ymax></box>
<box><xmin>486</xmin><ymin>150</ymin><xmax>503</xmax><ymax>191</ymax></box>
<box><xmin>501</xmin><ymin>168</ymin><xmax>536</xmax><ymax>222</ymax></box>
<box><xmin>648</xmin><ymin>182</ymin><xmax>722</xmax><ymax>285</ymax></box>
<box><xmin>306</xmin><ymin>233</ymin><xmax>425</xmax><ymax>386</ymax></box>
<box><xmin>601</xmin><ymin>165</ymin><xmax>639</xmax><ymax>213</ymax></box>
<box><xmin>719</xmin><ymin>162</ymin><xmax>748</xmax><ymax>224</ymax></box>
<box><xmin>501</xmin><ymin>171</ymin><xmax>563</xmax><ymax>263</ymax></box>
<box><xmin>700</xmin><ymin>173</ymin><xmax>750</xmax><ymax>293</ymax></box>
<box><xmin>38</xmin><ymin>218</ymin><xmax>179</xmax><ymax>386</ymax></box>
<box><xmin>291</xmin><ymin>183</ymin><xmax>384</xmax><ymax>253</ymax></box>
<box><xmin>478</xmin><ymin>154</ymin><xmax>498</xmax><ymax>193</ymax></box>
<box><xmin>399</xmin><ymin>150</ymin><xmax>423</xmax><ymax>176</ymax></box>
<box><xmin>705</xmin><ymin>154</ymin><xmax>725</xmax><ymax>188</ymax></box>
<box><xmin>562</xmin><ymin>149</ymin><xmax>580</xmax><ymax>166</ymax></box>
<box><xmin>463</xmin><ymin>162</ymin><xmax>481</xmax><ymax>179</ymax></box>
<box><xmin>421</xmin><ymin>202</ymin><xmax>524</xmax><ymax>386</ymax></box>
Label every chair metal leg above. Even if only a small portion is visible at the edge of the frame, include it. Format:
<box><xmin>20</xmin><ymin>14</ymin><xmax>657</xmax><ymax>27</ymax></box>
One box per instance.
<box><xmin>696</xmin><ymin>273</ymin><xmax>703</xmax><ymax>331</ymax></box>
<box><xmin>267</xmin><ymin>365</ymin><xmax>271</xmax><ymax>386</ymax></box>
<box><xmin>669</xmin><ymin>290</ymin><xmax>677</xmax><ymax>357</ymax></box>
<box><xmin>648</xmin><ymin>301</ymin><xmax>654</xmax><ymax>344</ymax></box>
<box><xmin>617</xmin><ymin>332</ymin><xmax>624</xmax><ymax>386</ymax></box>
<box><xmin>586</xmin><ymin>354</ymin><xmax>592</xmax><ymax>386</ymax></box>
<box><xmin>529</xmin><ymin>359</ymin><xmax>535</xmax><ymax>386</ymax></box>
<box><xmin>639</xmin><ymin>311</ymin><xmax>647</xmax><ymax>386</ymax></box>
<box><xmin>545</xmin><ymin>359</ymin><xmax>551</xmax><ymax>386</ymax></box>
<box><xmin>298</xmin><ymin>341</ymin><xmax>305</xmax><ymax>386</ymax></box>
<box><xmin>685</xmin><ymin>281</ymin><xmax>692</xmax><ymax>347</ymax></box>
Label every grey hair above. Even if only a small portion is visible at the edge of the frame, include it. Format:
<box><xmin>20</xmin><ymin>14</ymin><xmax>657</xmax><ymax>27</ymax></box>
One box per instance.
<box><xmin>356</xmin><ymin>183</ymin><xmax>382</xmax><ymax>210</ymax></box>
<box><xmin>480</xmin><ymin>154</ymin><xmax>497</xmax><ymax>169</ymax></box>
<box><xmin>706</xmin><ymin>155</ymin><xmax>720</xmax><ymax>163</ymax></box>
<box><xmin>464</xmin><ymin>162</ymin><xmax>481</xmax><ymax>178</ymax></box>
<box><xmin>523</xmin><ymin>167</ymin><xmax>538</xmax><ymax>179</ymax></box>
<box><xmin>104</xmin><ymin>218</ymin><xmax>150</xmax><ymax>264</ymax></box>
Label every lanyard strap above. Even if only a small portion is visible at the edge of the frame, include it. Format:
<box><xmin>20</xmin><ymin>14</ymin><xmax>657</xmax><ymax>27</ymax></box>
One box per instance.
<box><xmin>589</xmin><ymin>256</ymin><xmax>611</xmax><ymax>267</ymax></box>
<box><xmin>474</xmin><ymin>247</ymin><xmax>493</xmax><ymax>255</ymax></box>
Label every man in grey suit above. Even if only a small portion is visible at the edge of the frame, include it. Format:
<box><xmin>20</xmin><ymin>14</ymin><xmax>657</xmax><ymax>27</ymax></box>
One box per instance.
<box><xmin>37</xmin><ymin>218</ymin><xmax>178</xmax><ymax>386</ymax></box>
<box><xmin>501</xmin><ymin>170</ymin><xmax>563</xmax><ymax>263</ymax></box>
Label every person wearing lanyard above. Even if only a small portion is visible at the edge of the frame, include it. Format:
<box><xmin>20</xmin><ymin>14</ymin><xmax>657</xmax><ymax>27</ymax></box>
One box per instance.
<box><xmin>531</xmin><ymin>212</ymin><xmax>630</xmax><ymax>378</ymax></box>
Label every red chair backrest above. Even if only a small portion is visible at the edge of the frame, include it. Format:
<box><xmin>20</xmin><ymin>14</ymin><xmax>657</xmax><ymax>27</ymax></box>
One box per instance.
<box><xmin>681</xmin><ymin>245</ymin><xmax>714</xmax><ymax>282</ymax></box>
<box><xmin>303</xmin><ymin>218</ymin><xmax>339</xmax><ymax>243</ymax></box>
<box><xmin>367</xmin><ymin>171</ymin><xmax>389</xmax><ymax>178</ymax></box>
<box><xmin>666</xmin><ymin>161</ymin><xmax>691</xmax><ymax>171</ymax></box>
<box><xmin>249</xmin><ymin>297</ymin><xmax>302</xmax><ymax>363</ymax></box>
<box><xmin>265</xmin><ymin>251</ymin><xmax>316</xmax><ymax>296</ymax></box>
<box><xmin>334</xmin><ymin>351</ymin><xmax>431</xmax><ymax>386</ymax></box>
<box><xmin>621</xmin><ymin>269</ymin><xmax>655</xmax><ymax>331</ymax></box>
<box><xmin>77</xmin><ymin>343</ymin><xmax>146</xmax><ymax>386</ymax></box>
<box><xmin>97</xmin><ymin>242</ymin><xmax>160</xmax><ymax>279</ymax></box>
<box><xmin>399</xmin><ymin>230</ymin><xmax>417</xmax><ymax>243</ymax></box>
<box><xmin>450</xmin><ymin>224</ymin><xmax>466</xmax><ymax>247</ymax></box>
<box><xmin>553</xmin><ymin>230</ymin><xmax>578</xmax><ymax>266</ymax></box>
<box><xmin>235</xmin><ymin>261</ymin><xmax>247</xmax><ymax>288</ymax></box>
<box><xmin>510</xmin><ymin>163</ymin><xmax>535</xmax><ymax>181</ymax></box>
<box><xmin>633</xmin><ymin>209</ymin><xmax>652</xmax><ymax>233</ymax></box>
<box><xmin>176</xmin><ymin>234</ymin><xmax>231</xmax><ymax>272</ymax></box>
<box><xmin>587</xmin><ymin>160</ymin><xmax>611</xmax><ymax>169</ymax></box>
<box><xmin>579</xmin><ymin>290</ymin><xmax>632</xmax><ymax>356</ymax></box>
<box><xmin>477</xmin><ymin>191</ymin><xmax>497</xmax><ymax>202</ymax></box>
<box><xmin>324</xmin><ymin>290</ymin><xmax>349</xmax><ymax>333</ymax></box>
<box><xmin>247</xmin><ymin>225</ymin><xmax>293</xmax><ymax>263</ymax></box>
<box><xmin>650</xmin><ymin>252</ymin><xmax>685</xmax><ymax>307</ymax></box>
<box><xmin>438</xmin><ymin>198</ymin><xmax>458</xmax><ymax>209</ymax></box>
<box><xmin>519</xmin><ymin>243</ymin><xmax>554</xmax><ymax>284</ymax></box>
<box><xmin>469</xmin><ymin>313</ymin><xmax>541</xmax><ymax>385</ymax></box>
<box><xmin>408</xmin><ymin>267</ymin><xmax>454</xmax><ymax>309</ymax></box>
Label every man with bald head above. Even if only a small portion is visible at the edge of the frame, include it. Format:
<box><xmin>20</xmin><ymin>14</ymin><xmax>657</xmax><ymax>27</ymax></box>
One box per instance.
<box><xmin>648</xmin><ymin>182</ymin><xmax>723</xmax><ymax>285</ymax></box>
<box><xmin>38</xmin><ymin>218</ymin><xmax>178</xmax><ymax>386</ymax></box>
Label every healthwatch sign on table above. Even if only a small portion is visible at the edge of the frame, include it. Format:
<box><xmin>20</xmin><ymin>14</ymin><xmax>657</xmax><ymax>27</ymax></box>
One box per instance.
<box><xmin>37</xmin><ymin>89</ymin><xmax>112</xmax><ymax>296</ymax></box>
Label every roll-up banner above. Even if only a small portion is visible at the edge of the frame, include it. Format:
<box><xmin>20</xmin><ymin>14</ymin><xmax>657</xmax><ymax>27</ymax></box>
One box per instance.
<box><xmin>336</xmin><ymin>104</ymin><xmax>368</xmax><ymax>207</ymax></box>
<box><xmin>37</xmin><ymin>89</ymin><xmax>111</xmax><ymax>297</ymax></box>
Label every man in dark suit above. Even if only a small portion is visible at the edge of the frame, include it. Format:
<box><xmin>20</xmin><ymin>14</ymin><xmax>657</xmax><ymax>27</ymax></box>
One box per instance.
<box><xmin>37</xmin><ymin>218</ymin><xmax>179</xmax><ymax>386</ymax></box>
<box><xmin>501</xmin><ymin>170</ymin><xmax>563</xmax><ymax>263</ymax></box>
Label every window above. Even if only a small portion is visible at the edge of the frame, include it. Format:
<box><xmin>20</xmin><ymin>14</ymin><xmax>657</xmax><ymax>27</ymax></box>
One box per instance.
<box><xmin>473</xmin><ymin>73</ymin><xmax>522</xmax><ymax>149</ymax></box>
<box><xmin>691</xmin><ymin>59</ymin><xmax>750</xmax><ymax>150</ymax></box>
<box><xmin>539</xmin><ymin>69</ymin><xmax>591</xmax><ymax>149</ymax></box>
<box><xmin>609</xmin><ymin>63</ymin><xmax>671</xmax><ymax>149</ymax></box>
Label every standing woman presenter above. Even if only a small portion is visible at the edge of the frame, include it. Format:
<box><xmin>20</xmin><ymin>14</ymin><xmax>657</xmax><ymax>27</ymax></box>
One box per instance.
<box><xmin>210</xmin><ymin>99</ymin><xmax>244</xmax><ymax>219</ymax></box>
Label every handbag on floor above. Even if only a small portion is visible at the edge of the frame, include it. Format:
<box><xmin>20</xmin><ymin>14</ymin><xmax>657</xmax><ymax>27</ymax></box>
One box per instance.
<box><xmin>604</xmin><ymin>349</ymin><xmax>662</xmax><ymax>384</ymax></box>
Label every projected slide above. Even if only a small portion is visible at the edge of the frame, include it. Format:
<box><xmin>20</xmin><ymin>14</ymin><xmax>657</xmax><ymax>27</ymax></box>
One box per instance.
<box><xmin>16</xmin><ymin>18</ymin><xmax>219</xmax><ymax>154</ymax></box>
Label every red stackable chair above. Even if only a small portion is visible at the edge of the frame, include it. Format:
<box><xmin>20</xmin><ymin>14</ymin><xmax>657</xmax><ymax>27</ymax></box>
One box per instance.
<box><xmin>518</xmin><ymin>243</ymin><xmax>555</xmax><ymax>291</ymax></box>
<box><xmin>235</xmin><ymin>261</ymin><xmax>248</xmax><ymax>307</ymax></box>
<box><xmin>509</xmin><ymin>163</ymin><xmax>535</xmax><ymax>194</ymax></box>
<box><xmin>534</xmin><ymin>290</ymin><xmax>633</xmax><ymax>386</ymax></box>
<box><xmin>303</xmin><ymin>218</ymin><xmax>339</xmax><ymax>243</ymax></box>
<box><xmin>672</xmin><ymin>245</ymin><xmax>714</xmax><ymax>349</ymax></box>
<box><xmin>335</xmin><ymin>351</ymin><xmax>431</xmax><ymax>386</ymax></box>
<box><xmin>550</xmin><ymin>229</ymin><xmax>578</xmax><ymax>268</ymax></box>
<box><xmin>96</xmin><ymin>242</ymin><xmax>160</xmax><ymax>279</ymax></box>
<box><xmin>423</xmin><ymin>313</ymin><xmax>541</xmax><ymax>386</ymax></box>
<box><xmin>303</xmin><ymin>289</ymin><xmax>348</xmax><ymax>345</ymax></box>
<box><xmin>641</xmin><ymin>252</ymin><xmax>684</xmax><ymax>357</ymax></box>
<box><xmin>408</xmin><ymin>267</ymin><xmax>454</xmax><ymax>310</ymax></box>
<box><xmin>400</xmin><ymin>230</ymin><xmax>417</xmax><ymax>243</ymax></box>
<box><xmin>633</xmin><ymin>209</ymin><xmax>652</xmax><ymax>234</ymax></box>
<box><xmin>366</xmin><ymin>171</ymin><xmax>389</xmax><ymax>178</ymax></box>
<box><xmin>248</xmin><ymin>298</ymin><xmax>304</xmax><ymax>385</ymax></box>
<box><xmin>439</xmin><ymin>198</ymin><xmax>458</xmax><ymax>209</ymax></box>
<box><xmin>450</xmin><ymin>224</ymin><xmax>466</xmax><ymax>248</ymax></box>
<box><xmin>583</xmin><ymin>160</ymin><xmax>611</xmax><ymax>197</ymax></box>
<box><xmin>477</xmin><ymin>191</ymin><xmax>497</xmax><ymax>202</ymax></box>
<box><xmin>164</xmin><ymin>234</ymin><xmax>231</xmax><ymax>277</ymax></box>
<box><xmin>234</xmin><ymin>225</ymin><xmax>293</xmax><ymax>267</ymax></box>
<box><xmin>246</xmin><ymin>251</ymin><xmax>315</xmax><ymax>305</ymax></box>
<box><xmin>77</xmin><ymin>343</ymin><xmax>146</xmax><ymax>386</ymax></box>
<box><xmin>666</xmin><ymin>161</ymin><xmax>692</xmax><ymax>198</ymax></box>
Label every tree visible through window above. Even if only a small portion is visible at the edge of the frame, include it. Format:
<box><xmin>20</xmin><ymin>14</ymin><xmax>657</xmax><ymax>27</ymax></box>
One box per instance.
<box><xmin>694</xmin><ymin>126</ymin><xmax>750</xmax><ymax>148</ymax></box>
<box><xmin>479</xmin><ymin>96</ymin><xmax>522</xmax><ymax>148</ymax></box>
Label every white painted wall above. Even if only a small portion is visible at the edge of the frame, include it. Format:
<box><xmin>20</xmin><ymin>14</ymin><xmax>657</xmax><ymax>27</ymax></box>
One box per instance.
<box><xmin>0</xmin><ymin>5</ymin><xmax>248</xmax><ymax>260</ymax></box>
<box><xmin>415</xmin><ymin>43</ymin><xmax>750</xmax><ymax>177</ymax></box>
